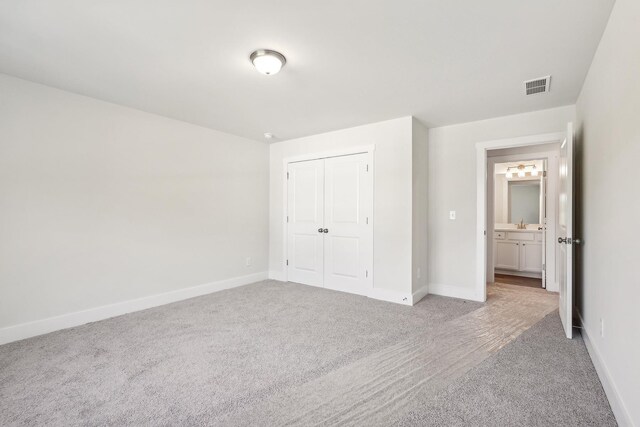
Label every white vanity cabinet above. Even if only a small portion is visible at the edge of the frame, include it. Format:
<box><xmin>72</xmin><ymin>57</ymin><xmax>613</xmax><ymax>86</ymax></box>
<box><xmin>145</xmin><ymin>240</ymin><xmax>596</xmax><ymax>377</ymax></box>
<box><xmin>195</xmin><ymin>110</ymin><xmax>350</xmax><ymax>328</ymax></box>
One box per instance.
<box><xmin>495</xmin><ymin>240</ymin><xmax>520</xmax><ymax>270</ymax></box>
<box><xmin>520</xmin><ymin>241</ymin><xmax>543</xmax><ymax>273</ymax></box>
<box><xmin>494</xmin><ymin>230</ymin><xmax>543</xmax><ymax>276</ymax></box>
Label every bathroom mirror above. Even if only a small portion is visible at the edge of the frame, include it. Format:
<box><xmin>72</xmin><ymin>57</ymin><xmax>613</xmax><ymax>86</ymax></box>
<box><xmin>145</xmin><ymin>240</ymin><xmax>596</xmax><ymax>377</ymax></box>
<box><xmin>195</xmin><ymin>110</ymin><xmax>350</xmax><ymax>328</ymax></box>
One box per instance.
<box><xmin>508</xmin><ymin>181</ymin><xmax>541</xmax><ymax>224</ymax></box>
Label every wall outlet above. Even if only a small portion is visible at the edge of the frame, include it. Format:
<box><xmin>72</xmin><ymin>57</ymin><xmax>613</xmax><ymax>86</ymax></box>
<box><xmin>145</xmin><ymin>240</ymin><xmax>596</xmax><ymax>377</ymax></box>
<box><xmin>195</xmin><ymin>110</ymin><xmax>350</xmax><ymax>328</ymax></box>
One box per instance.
<box><xmin>449</xmin><ymin>210</ymin><xmax>456</xmax><ymax>220</ymax></box>
<box><xmin>600</xmin><ymin>318</ymin><xmax>604</xmax><ymax>338</ymax></box>
<box><xmin>245</xmin><ymin>257</ymin><xmax>252</xmax><ymax>267</ymax></box>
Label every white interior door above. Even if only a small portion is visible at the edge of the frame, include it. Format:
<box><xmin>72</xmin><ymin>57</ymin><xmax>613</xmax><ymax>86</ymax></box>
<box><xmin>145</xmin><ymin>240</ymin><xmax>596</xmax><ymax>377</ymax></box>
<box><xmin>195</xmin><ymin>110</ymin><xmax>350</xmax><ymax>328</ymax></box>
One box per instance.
<box><xmin>558</xmin><ymin>122</ymin><xmax>574</xmax><ymax>339</ymax></box>
<box><xmin>541</xmin><ymin>168</ymin><xmax>547</xmax><ymax>289</ymax></box>
<box><xmin>323</xmin><ymin>154</ymin><xmax>372</xmax><ymax>295</ymax></box>
<box><xmin>287</xmin><ymin>159</ymin><xmax>325</xmax><ymax>287</ymax></box>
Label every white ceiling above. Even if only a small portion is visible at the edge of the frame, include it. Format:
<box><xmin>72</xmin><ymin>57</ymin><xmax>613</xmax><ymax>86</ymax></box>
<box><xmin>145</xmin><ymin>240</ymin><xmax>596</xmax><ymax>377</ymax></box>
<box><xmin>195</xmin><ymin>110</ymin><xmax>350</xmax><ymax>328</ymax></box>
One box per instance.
<box><xmin>0</xmin><ymin>0</ymin><xmax>614</xmax><ymax>141</ymax></box>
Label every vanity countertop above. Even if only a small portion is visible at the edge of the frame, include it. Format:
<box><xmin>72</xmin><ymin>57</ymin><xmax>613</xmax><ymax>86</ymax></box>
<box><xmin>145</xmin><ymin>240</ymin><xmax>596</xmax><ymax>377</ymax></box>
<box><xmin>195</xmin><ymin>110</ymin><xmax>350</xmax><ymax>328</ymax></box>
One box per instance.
<box><xmin>494</xmin><ymin>227</ymin><xmax>543</xmax><ymax>233</ymax></box>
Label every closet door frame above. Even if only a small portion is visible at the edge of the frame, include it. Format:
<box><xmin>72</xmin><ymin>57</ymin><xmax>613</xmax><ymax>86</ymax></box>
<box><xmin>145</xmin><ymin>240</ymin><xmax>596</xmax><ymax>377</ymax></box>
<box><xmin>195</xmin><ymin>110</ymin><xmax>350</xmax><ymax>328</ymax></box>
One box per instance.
<box><xmin>282</xmin><ymin>145</ymin><xmax>375</xmax><ymax>288</ymax></box>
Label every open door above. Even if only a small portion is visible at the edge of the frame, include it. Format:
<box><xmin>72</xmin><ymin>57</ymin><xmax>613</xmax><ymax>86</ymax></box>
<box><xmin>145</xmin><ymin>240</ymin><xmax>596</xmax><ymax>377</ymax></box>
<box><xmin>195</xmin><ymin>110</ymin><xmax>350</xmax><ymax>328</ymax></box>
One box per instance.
<box><xmin>540</xmin><ymin>164</ymin><xmax>546</xmax><ymax>289</ymax></box>
<box><xmin>558</xmin><ymin>122</ymin><xmax>575</xmax><ymax>339</ymax></box>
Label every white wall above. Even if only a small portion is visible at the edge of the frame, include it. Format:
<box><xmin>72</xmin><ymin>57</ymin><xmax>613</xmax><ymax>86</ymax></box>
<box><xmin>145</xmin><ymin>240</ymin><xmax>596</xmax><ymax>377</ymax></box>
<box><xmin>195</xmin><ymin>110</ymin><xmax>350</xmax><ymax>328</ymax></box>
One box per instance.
<box><xmin>0</xmin><ymin>74</ymin><xmax>269</xmax><ymax>332</ymax></box>
<box><xmin>427</xmin><ymin>105</ymin><xmax>575</xmax><ymax>300</ymax></box>
<box><xmin>494</xmin><ymin>173</ymin><xmax>508</xmax><ymax>223</ymax></box>
<box><xmin>575</xmin><ymin>0</ymin><xmax>640</xmax><ymax>423</ymax></box>
<box><xmin>411</xmin><ymin>118</ymin><xmax>429</xmax><ymax>296</ymax></box>
<box><xmin>269</xmin><ymin>117</ymin><xmax>416</xmax><ymax>300</ymax></box>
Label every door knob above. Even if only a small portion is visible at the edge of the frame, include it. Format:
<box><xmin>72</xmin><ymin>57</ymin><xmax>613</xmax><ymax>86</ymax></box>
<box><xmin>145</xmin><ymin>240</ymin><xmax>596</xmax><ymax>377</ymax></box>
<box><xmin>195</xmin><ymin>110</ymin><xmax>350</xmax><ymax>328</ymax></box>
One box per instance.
<box><xmin>318</xmin><ymin>228</ymin><xmax>324</xmax><ymax>233</ymax></box>
<box><xmin>323</xmin><ymin>228</ymin><xmax>329</xmax><ymax>234</ymax></box>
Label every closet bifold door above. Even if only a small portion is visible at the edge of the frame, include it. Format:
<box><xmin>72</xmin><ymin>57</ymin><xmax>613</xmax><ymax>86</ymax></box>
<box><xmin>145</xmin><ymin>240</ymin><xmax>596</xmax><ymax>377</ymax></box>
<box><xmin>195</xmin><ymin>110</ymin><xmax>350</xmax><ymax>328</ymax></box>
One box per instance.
<box><xmin>287</xmin><ymin>159</ymin><xmax>325</xmax><ymax>287</ymax></box>
<box><xmin>323</xmin><ymin>153</ymin><xmax>372</xmax><ymax>295</ymax></box>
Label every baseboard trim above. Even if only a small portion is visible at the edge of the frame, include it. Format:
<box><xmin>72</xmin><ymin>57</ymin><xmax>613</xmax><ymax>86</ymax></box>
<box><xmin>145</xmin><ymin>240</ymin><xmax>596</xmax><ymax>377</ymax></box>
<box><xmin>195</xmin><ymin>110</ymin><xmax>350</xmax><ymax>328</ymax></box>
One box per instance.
<box><xmin>411</xmin><ymin>285</ymin><xmax>429</xmax><ymax>305</ymax></box>
<box><xmin>267</xmin><ymin>274</ymin><xmax>424</xmax><ymax>307</ymax></box>
<box><xmin>578</xmin><ymin>312</ymin><xmax>633</xmax><ymax>427</ymax></box>
<box><xmin>429</xmin><ymin>283</ymin><xmax>483</xmax><ymax>302</ymax></box>
<box><xmin>268</xmin><ymin>270</ymin><xmax>284</xmax><ymax>281</ymax></box>
<box><xmin>494</xmin><ymin>269</ymin><xmax>542</xmax><ymax>279</ymax></box>
<box><xmin>368</xmin><ymin>287</ymin><xmax>412</xmax><ymax>306</ymax></box>
<box><xmin>0</xmin><ymin>271</ymin><xmax>268</xmax><ymax>346</ymax></box>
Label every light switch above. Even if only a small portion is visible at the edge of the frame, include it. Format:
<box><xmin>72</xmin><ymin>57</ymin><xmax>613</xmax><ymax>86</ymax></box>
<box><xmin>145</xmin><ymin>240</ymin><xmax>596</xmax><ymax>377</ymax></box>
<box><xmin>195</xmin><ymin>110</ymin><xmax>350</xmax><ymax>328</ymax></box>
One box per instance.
<box><xmin>449</xmin><ymin>210</ymin><xmax>456</xmax><ymax>220</ymax></box>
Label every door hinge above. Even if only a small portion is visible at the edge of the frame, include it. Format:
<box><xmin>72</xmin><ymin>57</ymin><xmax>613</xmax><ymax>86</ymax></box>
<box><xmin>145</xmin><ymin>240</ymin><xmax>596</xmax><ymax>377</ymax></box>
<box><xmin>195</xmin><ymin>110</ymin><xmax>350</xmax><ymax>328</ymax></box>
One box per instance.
<box><xmin>542</xmin><ymin>263</ymin><xmax>546</xmax><ymax>271</ymax></box>
<box><xmin>366</xmin><ymin>164</ymin><xmax>369</xmax><ymax>172</ymax></box>
<box><xmin>366</xmin><ymin>270</ymin><xmax>368</xmax><ymax>278</ymax></box>
<box><xmin>287</xmin><ymin>215</ymin><xmax>289</xmax><ymax>223</ymax></box>
<box><xmin>287</xmin><ymin>171</ymin><xmax>289</xmax><ymax>180</ymax></box>
<box><xmin>286</xmin><ymin>260</ymin><xmax>289</xmax><ymax>266</ymax></box>
<box><xmin>366</xmin><ymin>216</ymin><xmax>369</xmax><ymax>225</ymax></box>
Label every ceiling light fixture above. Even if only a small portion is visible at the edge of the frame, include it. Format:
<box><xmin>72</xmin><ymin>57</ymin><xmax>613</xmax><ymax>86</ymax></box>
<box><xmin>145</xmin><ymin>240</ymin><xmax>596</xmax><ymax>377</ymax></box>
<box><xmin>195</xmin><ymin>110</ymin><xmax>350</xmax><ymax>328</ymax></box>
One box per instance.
<box><xmin>250</xmin><ymin>49</ymin><xmax>286</xmax><ymax>75</ymax></box>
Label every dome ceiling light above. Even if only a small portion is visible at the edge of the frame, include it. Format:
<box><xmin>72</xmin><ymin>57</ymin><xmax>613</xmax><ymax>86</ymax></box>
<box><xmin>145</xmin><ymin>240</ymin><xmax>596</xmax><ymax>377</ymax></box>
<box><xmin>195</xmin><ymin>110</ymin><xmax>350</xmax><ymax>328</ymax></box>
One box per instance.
<box><xmin>250</xmin><ymin>49</ymin><xmax>286</xmax><ymax>75</ymax></box>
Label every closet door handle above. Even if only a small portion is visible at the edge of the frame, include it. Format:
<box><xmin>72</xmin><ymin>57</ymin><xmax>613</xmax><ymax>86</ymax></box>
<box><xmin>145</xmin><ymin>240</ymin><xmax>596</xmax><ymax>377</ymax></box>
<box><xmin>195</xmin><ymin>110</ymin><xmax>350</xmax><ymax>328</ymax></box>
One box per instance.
<box><xmin>323</xmin><ymin>229</ymin><xmax>329</xmax><ymax>234</ymax></box>
<box><xmin>318</xmin><ymin>228</ymin><xmax>324</xmax><ymax>233</ymax></box>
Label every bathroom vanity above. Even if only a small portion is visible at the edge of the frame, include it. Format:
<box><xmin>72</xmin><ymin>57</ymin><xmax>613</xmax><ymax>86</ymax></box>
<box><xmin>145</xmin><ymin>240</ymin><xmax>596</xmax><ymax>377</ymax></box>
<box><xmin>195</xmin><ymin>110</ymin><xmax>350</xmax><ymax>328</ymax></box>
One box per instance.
<box><xmin>493</xmin><ymin>228</ymin><xmax>543</xmax><ymax>277</ymax></box>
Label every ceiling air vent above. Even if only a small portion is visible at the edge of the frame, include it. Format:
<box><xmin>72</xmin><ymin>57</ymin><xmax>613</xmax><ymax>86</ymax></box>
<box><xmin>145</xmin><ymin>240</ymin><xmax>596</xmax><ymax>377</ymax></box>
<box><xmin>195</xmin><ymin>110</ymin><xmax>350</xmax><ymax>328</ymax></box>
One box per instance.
<box><xmin>524</xmin><ymin>75</ymin><xmax>551</xmax><ymax>95</ymax></box>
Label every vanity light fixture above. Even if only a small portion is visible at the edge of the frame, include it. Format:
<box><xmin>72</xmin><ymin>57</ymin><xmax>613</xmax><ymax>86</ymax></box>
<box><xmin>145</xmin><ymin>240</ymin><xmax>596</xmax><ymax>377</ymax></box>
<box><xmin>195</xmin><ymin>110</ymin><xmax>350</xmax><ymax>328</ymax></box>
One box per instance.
<box><xmin>250</xmin><ymin>49</ymin><xmax>286</xmax><ymax>75</ymax></box>
<box><xmin>505</xmin><ymin>164</ymin><xmax>541</xmax><ymax>180</ymax></box>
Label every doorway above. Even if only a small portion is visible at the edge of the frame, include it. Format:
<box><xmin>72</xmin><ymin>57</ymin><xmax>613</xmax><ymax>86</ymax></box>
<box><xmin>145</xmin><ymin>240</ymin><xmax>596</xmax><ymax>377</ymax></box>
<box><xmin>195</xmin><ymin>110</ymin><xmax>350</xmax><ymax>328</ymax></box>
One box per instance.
<box><xmin>476</xmin><ymin>125</ymin><xmax>575</xmax><ymax>339</ymax></box>
<box><xmin>285</xmin><ymin>151</ymin><xmax>374</xmax><ymax>296</ymax></box>
<box><xmin>475</xmin><ymin>131</ymin><xmax>566</xmax><ymax>302</ymax></box>
<box><xmin>488</xmin><ymin>156</ymin><xmax>550</xmax><ymax>290</ymax></box>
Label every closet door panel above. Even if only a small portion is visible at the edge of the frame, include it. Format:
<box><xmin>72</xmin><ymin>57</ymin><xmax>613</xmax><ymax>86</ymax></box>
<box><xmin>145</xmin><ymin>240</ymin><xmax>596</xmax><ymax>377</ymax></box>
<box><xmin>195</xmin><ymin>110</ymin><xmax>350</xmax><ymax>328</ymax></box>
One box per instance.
<box><xmin>323</xmin><ymin>154</ymin><xmax>372</xmax><ymax>295</ymax></box>
<box><xmin>287</xmin><ymin>159</ymin><xmax>325</xmax><ymax>287</ymax></box>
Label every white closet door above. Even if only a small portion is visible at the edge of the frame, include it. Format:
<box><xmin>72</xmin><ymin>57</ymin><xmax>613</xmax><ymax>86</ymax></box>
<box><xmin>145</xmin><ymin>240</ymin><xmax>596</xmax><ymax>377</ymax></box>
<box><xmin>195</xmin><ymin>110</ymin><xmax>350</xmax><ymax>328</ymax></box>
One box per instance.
<box><xmin>323</xmin><ymin>153</ymin><xmax>372</xmax><ymax>295</ymax></box>
<box><xmin>287</xmin><ymin>159</ymin><xmax>325</xmax><ymax>287</ymax></box>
